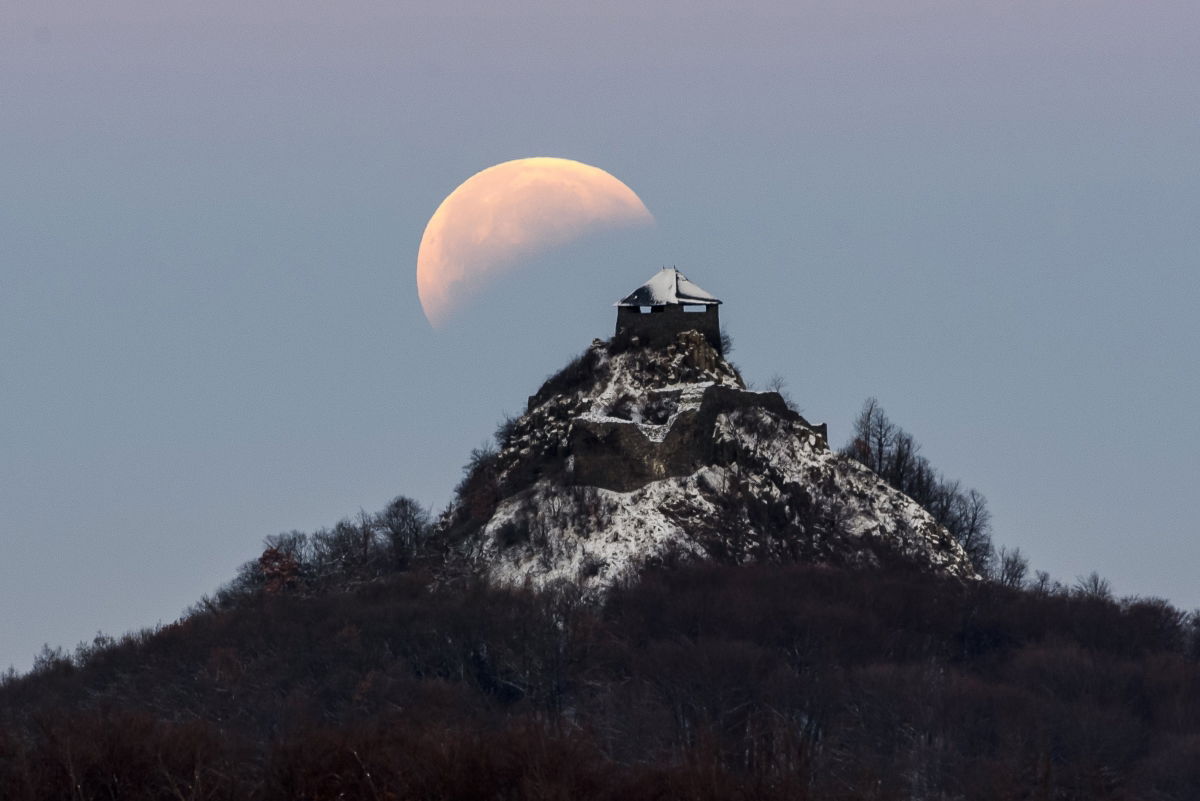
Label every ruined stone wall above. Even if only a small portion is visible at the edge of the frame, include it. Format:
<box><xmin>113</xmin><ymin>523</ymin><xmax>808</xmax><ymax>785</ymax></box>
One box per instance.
<box><xmin>615</xmin><ymin>305</ymin><xmax>722</xmax><ymax>351</ymax></box>
<box><xmin>569</xmin><ymin>384</ymin><xmax>827</xmax><ymax>492</ymax></box>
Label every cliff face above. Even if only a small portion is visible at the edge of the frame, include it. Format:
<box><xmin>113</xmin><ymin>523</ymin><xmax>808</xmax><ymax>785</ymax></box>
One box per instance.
<box><xmin>443</xmin><ymin>331</ymin><xmax>976</xmax><ymax>592</ymax></box>
<box><xmin>569</xmin><ymin>383</ymin><xmax>819</xmax><ymax>492</ymax></box>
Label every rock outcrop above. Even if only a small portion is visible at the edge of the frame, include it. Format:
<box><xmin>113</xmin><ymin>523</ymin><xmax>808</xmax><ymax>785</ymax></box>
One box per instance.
<box><xmin>440</xmin><ymin>331</ymin><xmax>976</xmax><ymax>593</ymax></box>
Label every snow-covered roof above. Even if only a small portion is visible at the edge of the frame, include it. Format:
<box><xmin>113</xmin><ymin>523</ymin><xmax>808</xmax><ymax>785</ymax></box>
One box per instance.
<box><xmin>615</xmin><ymin>268</ymin><xmax>721</xmax><ymax>307</ymax></box>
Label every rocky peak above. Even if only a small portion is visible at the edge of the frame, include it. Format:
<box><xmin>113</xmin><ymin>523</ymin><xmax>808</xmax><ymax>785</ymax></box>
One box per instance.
<box><xmin>442</xmin><ymin>331</ymin><xmax>976</xmax><ymax>593</ymax></box>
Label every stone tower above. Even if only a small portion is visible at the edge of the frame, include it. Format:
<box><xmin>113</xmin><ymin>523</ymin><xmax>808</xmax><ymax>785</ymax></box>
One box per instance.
<box><xmin>614</xmin><ymin>267</ymin><xmax>722</xmax><ymax>351</ymax></box>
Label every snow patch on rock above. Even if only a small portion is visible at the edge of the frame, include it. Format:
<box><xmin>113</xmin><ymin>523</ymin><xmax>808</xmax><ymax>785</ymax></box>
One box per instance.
<box><xmin>445</xmin><ymin>331</ymin><xmax>977</xmax><ymax>594</ymax></box>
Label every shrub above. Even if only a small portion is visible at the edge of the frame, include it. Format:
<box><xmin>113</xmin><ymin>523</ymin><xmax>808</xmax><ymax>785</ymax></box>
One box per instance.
<box><xmin>529</xmin><ymin>347</ymin><xmax>605</xmax><ymax>409</ymax></box>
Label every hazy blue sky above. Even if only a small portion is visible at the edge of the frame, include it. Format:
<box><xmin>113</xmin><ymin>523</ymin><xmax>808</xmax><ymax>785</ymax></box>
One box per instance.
<box><xmin>3</xmin><ymin>0</ymin><xmax>1198</xmax><ymax>671</ymax></box>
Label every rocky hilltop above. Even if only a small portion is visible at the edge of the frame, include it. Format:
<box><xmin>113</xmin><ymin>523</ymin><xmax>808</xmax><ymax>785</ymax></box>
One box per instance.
<box><xmin>440</xmin><ymin>331</ymin><xmax>975</xmax><ymax>591</ymax></box>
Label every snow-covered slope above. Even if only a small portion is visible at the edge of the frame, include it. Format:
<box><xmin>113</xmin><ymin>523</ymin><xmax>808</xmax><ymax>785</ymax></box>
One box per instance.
<box><xmin>441</xmin><ymin>331</ymin><xmax>976</xmax><ymax>593</ymax></box>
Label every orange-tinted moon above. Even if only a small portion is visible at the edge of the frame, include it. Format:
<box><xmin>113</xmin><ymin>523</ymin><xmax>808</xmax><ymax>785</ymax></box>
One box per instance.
<box><xmin>416</xmin><ymin>157</ymin><xmax>653</xmax><ymax>326</ymax></box>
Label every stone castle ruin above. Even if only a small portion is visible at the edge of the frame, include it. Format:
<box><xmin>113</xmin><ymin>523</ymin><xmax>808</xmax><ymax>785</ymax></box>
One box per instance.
<box><xmin>614</xmin><ymin>267</ymin><xmax>722</xmax><ymax>351</ymax></box>
<box><xmin>452</xmin><ymin>266</ymin><xmax>978</xmax><ymax>593</ymax></box>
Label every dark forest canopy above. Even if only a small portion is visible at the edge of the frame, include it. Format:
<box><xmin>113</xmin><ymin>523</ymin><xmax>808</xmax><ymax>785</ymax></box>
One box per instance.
<box><xmin>3</xmin><ymin>400</ymin><xmax>1197</xmax><ymax>798</ymax></box>
<box><xmin>3</xmin><ymin>562</ymin><xmax>1199</xmax><ymax>800</ymax></box>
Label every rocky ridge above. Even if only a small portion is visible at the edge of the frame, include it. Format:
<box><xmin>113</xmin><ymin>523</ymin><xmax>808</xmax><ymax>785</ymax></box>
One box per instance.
<box><xmin>442</xmin><ymin>331</ymin><xmax>976</xmax><ymax>592</ymax></box>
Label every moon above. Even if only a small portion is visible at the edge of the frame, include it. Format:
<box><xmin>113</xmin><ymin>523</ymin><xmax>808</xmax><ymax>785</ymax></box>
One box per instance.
<box><xmin>416</xmin><ymin>157</ymin><xmax>653</xmax><ymax>327</ymax></box>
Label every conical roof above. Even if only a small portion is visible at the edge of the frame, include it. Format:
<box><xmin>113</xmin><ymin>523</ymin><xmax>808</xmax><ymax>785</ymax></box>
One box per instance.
<box><xmin>614</xmin><ymin>267</ymin><xmax>721</xmax><ymax>307</ymax></box>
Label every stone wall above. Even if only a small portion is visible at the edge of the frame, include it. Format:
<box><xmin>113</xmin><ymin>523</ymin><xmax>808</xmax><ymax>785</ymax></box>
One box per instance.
<box><xmin>569</xmin><ymin>384</ymin><xmax>828</xmax><ymax>492</ymax></box>
<box><xmin>615</xmin><ymin>304</ymin><xmax>722</xmax><ymax>352</ymax></box>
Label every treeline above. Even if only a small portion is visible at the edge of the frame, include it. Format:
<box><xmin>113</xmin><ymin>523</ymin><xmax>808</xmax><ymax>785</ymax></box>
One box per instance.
<box><xmin>5</xmin><ymin>391</ymin><xmax>1197</xmax><ymax>797</ymax></box>
<box><xmin>3</xmin><ymin>562</ymin><xmax>1199</xmax><ymax>800</ymax></box>
<box><xmin>843</xmin><ymin>398</ymin><xmax>997</xmax><ymax>573</ymax></box>
<box><xmin>196</xmin><ymin>495</ymin><xmax>433</xmax><ymax>611</ymax></box>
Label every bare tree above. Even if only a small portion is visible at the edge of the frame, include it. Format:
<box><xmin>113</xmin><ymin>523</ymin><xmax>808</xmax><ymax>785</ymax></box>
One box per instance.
<box><xmin>378</xmin><ymin>495</ymin><xmax>429</xmax><ymax>568</ymax></box>
<box><xmin>846</xmin><ymin>397</ymin><xmax>897</xmax><ymax>476</ymax></box>
<box><xmin>992</xmin><ymin>546</ymin><xmax>1029</xmax><ymax>589</ymax></box>
<box><xmin>1074</xmin><ymin>571</ymin><xmax>1113</xmax><ymax>600</ymax></box>
<box><xmin>843</xmin><ymin>398</ymin><xmax>994</xmax><ymax>573</ymax></box>
<box><xmin>952</xmin><ymin>489</ymin><xmax>992</xmax><ymax>572</ymax></box>
<box><xmin>263</xmin><ymin>530</ymin><xmax>309</xmax><ymax>563</ymax></box>
<box><xmin>1028</xmin><ymin>570</ymin><xmax>1055</xmax><ymax>595</ymax></box>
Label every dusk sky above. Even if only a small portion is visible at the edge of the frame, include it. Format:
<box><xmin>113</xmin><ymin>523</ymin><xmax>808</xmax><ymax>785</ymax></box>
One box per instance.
<box><xmin>3</xmin><ymin>1</ymin><xmax>1198</xmax><ymax>671</ymax></box>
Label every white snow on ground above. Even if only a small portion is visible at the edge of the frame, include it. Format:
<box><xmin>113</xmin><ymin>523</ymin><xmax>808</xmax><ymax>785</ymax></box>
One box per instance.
<box><xmin>475</xmin><ymin>476</ymin><xmax>713</xmax><ymax>593</ymax></box>
<box><xmin>461</xmin><ymin>334</ymin><xmax>976</xmax><ymax>594</ymax></box>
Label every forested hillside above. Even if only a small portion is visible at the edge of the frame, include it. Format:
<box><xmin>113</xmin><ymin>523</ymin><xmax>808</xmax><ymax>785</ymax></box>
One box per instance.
<box><xmin>3</xmin><ymin>396</ymin><xmax>1196</xmax><ymax>799</ymax></box>
<box><xmin>3</xmin><ymin>559</ymin><xmax>1199</xmax><ymax>800</ymax></box>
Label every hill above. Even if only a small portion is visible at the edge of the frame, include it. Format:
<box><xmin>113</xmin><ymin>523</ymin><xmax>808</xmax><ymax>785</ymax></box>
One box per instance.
<box><xmin>2</xmin><ymin>333</ymin><xmax>1198</xmax><ymax>799</ymax></box>
<box><xmin>2</xmin><ymin>563</ymin><xmax>1198</xmax><ymax>800</ymax></box>
<box><xmin>438</xmin><ymin>331</ymin><xmax>975</xmax><ymax>590</ymax></box>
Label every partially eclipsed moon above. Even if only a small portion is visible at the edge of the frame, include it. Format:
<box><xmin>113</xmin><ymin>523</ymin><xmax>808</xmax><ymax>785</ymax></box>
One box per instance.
<box><xmin>416</xmin><ymin>157</ymin><xmax>653</xmax><ymax>326</ymax></box>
